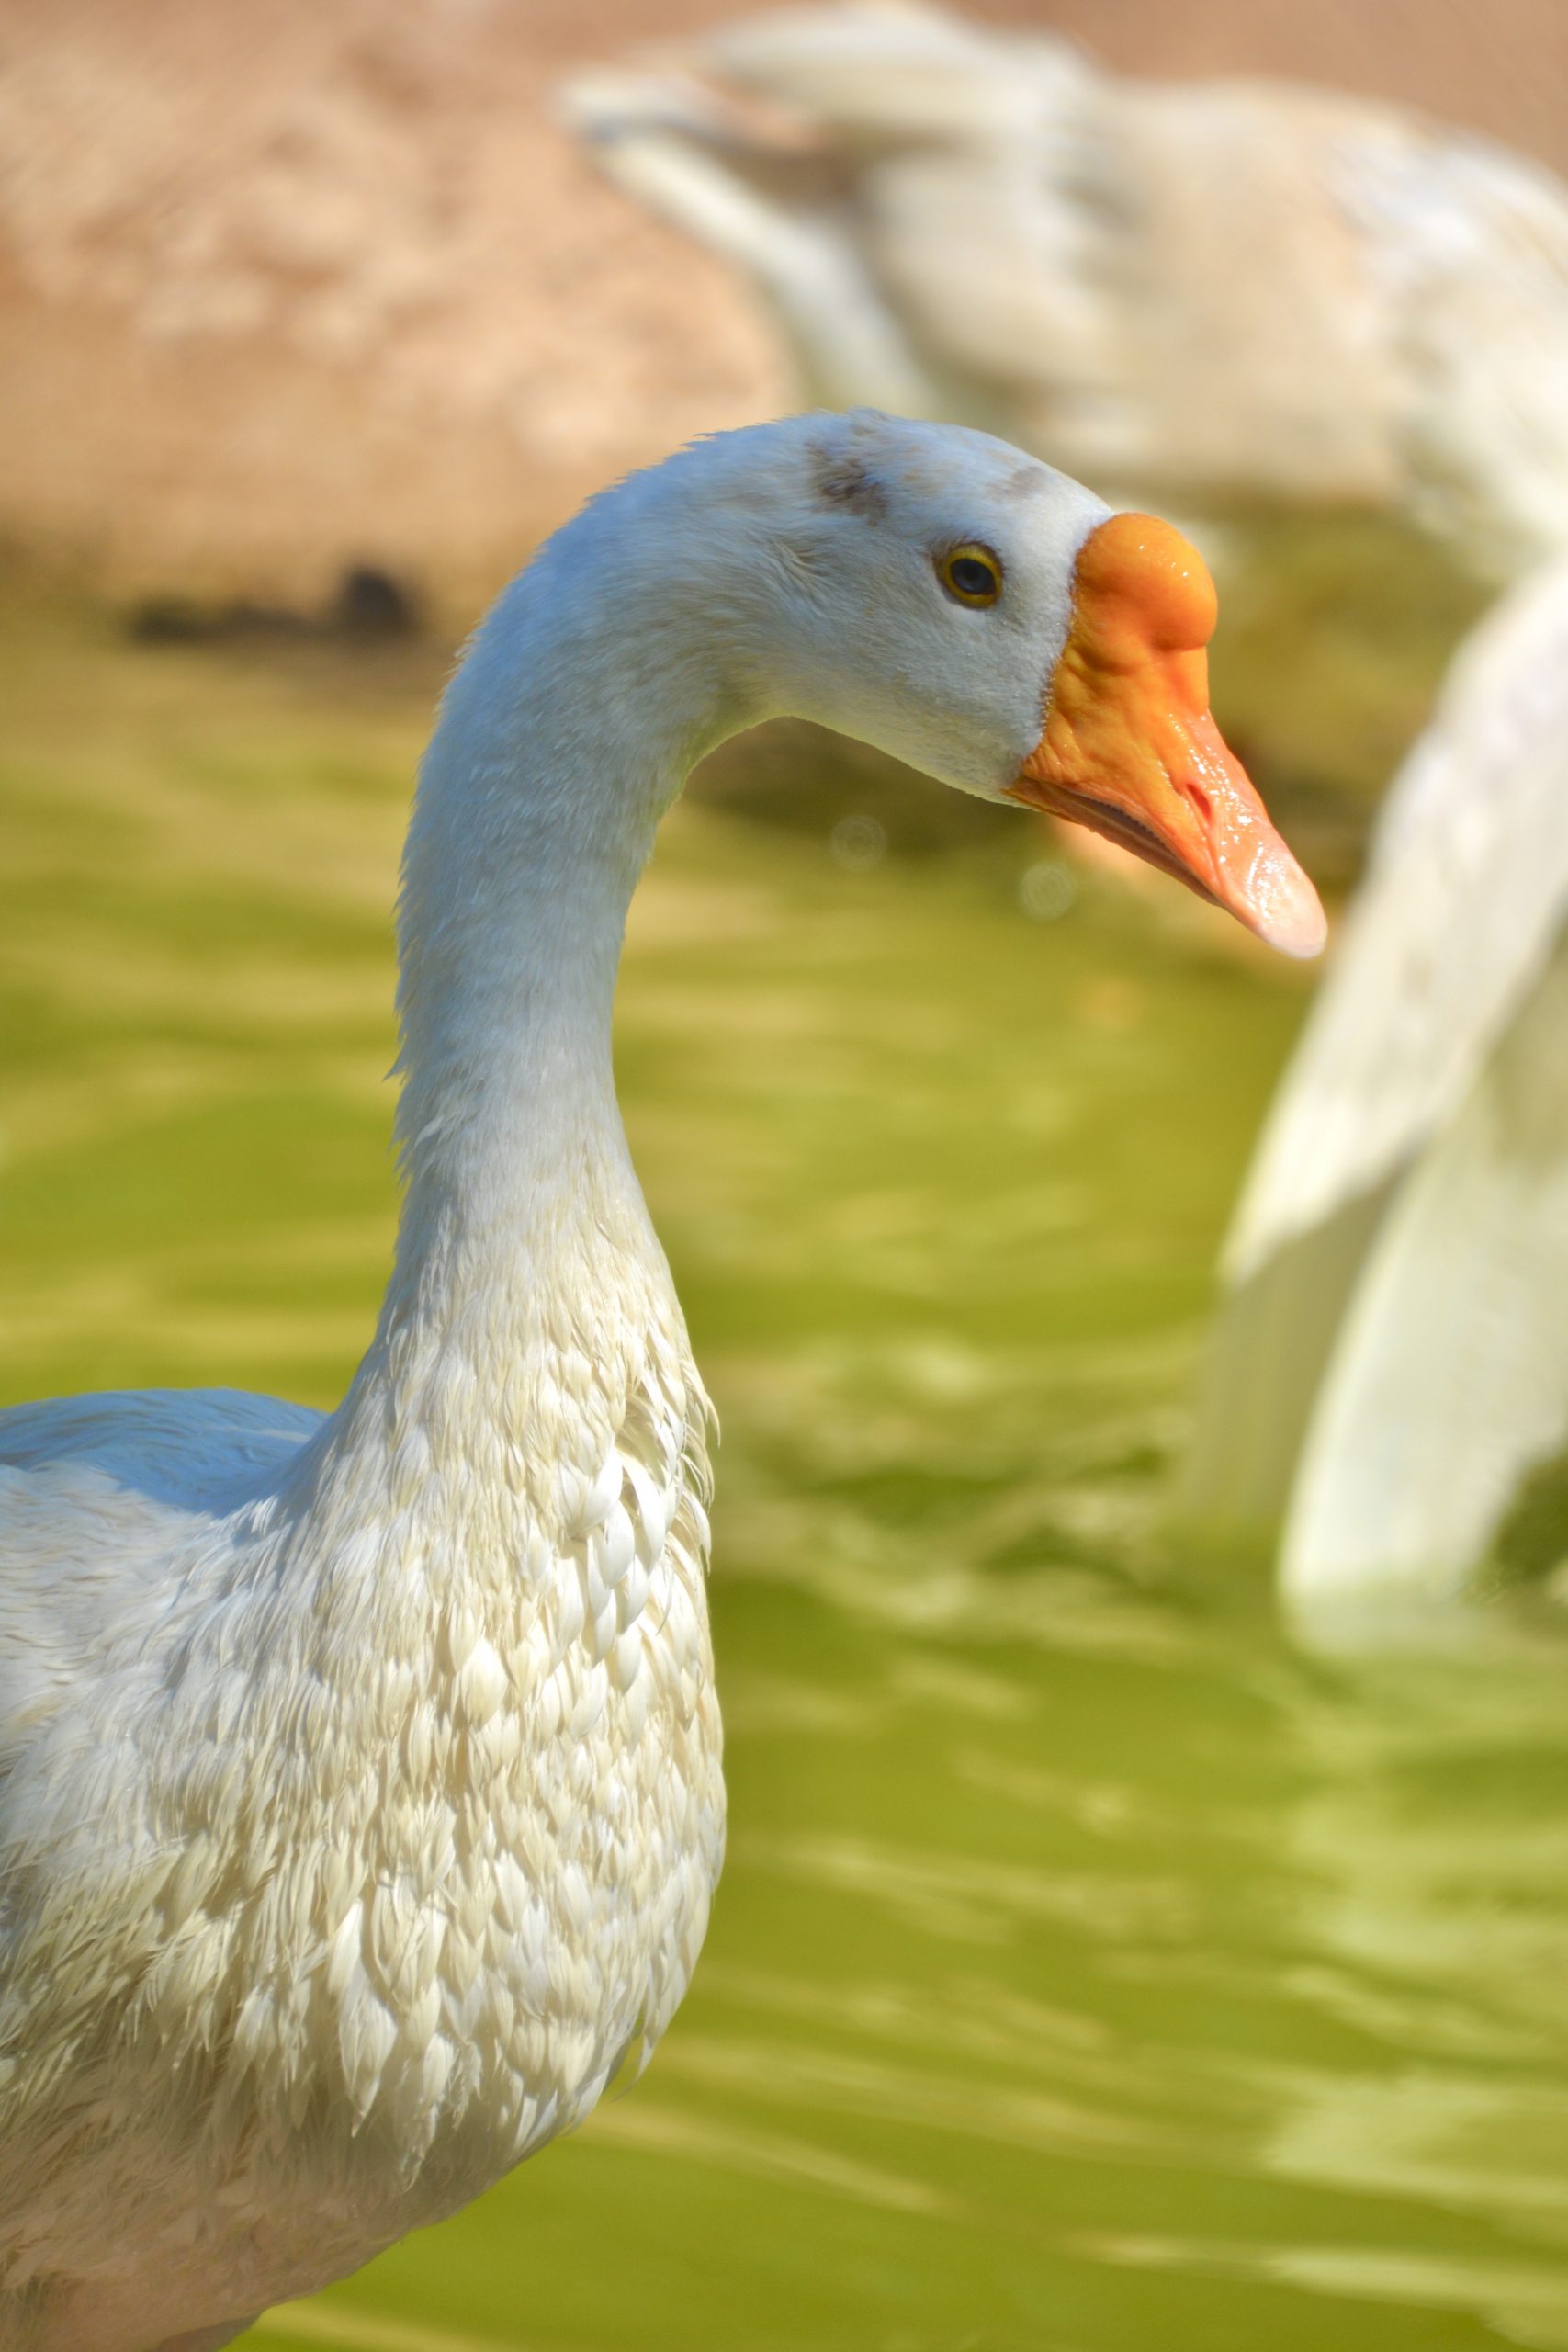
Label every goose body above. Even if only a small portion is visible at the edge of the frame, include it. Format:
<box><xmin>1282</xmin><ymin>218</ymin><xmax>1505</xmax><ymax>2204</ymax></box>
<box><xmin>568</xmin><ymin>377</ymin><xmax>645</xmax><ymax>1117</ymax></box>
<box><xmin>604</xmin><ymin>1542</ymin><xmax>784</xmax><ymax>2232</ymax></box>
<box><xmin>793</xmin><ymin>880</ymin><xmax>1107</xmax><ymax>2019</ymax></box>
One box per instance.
<box><xmin>567</xmin><ymin>5</ymin><xmax>1568</xmax><ymax>1611</ymax></box>
<box><xmin>0</xmin><ymin>412</ymin><xmax>1317</xmax><ymax>2348</ymax></box>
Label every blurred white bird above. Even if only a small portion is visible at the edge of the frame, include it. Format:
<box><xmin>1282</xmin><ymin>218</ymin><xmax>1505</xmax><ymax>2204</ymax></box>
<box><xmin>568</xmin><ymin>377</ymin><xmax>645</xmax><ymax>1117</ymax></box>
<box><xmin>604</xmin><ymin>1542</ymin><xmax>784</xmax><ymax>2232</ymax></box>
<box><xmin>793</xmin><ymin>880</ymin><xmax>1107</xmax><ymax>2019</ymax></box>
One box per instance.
<box><xmin>565</xmin><ymin>4</ymin><xmax>1568</xmax><ymax>1616</ymax></box>
<box><xmin>562</xmin><ymin>0</ymin><xmax>1568</xmax><ymax>576</ymax></box>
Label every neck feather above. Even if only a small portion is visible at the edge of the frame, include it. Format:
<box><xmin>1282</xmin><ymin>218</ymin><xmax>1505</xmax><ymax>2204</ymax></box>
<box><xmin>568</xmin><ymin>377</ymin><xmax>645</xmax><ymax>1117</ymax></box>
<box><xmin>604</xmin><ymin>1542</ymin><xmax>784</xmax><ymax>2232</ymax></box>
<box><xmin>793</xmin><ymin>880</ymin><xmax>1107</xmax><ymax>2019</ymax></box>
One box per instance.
<box><xmin>360</xmin><ymin>465</ymin><xmax>767</xmax><ymax>1408</ymax></box>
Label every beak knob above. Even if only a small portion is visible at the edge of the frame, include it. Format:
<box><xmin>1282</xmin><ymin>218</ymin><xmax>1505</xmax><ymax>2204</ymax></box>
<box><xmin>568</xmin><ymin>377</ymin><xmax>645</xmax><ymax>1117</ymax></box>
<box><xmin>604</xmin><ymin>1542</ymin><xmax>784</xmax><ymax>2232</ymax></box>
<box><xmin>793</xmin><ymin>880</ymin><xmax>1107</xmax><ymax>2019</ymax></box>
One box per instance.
<box><xmin>1009</xmin><ymin>513</ymin><xmax>1326</xmax><ymax>960</ymax></box>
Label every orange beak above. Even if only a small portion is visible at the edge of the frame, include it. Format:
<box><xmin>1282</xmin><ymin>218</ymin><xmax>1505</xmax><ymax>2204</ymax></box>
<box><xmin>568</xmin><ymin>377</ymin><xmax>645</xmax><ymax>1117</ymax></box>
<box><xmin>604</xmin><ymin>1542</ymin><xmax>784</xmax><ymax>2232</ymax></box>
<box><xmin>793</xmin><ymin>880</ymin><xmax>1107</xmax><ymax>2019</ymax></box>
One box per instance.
<box><xmin>1007</xmin><ymin>514</ymin><xmax>1325</xmax><ymax>958</ymax></box>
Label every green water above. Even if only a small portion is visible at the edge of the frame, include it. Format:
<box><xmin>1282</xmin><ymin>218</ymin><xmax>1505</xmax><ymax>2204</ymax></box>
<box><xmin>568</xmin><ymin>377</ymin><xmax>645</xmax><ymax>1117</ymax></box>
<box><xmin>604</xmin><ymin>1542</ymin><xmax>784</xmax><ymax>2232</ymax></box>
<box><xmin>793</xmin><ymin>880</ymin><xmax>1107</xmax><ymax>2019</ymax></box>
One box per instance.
<box><xmin>4</xmin><ymin>611</ymin><xmax>1568</xmax><ymax>2352</ymax></box>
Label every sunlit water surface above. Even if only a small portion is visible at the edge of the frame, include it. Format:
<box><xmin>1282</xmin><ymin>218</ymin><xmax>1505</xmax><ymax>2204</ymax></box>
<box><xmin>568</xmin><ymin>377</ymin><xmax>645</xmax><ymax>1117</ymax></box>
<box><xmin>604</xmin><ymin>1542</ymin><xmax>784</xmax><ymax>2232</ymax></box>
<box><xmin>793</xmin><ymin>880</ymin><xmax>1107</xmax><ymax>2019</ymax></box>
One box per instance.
<box><xmin>3</xmin><ymin>613</ymin><xmax>1567</xmax><ymax>2352</ymax></box>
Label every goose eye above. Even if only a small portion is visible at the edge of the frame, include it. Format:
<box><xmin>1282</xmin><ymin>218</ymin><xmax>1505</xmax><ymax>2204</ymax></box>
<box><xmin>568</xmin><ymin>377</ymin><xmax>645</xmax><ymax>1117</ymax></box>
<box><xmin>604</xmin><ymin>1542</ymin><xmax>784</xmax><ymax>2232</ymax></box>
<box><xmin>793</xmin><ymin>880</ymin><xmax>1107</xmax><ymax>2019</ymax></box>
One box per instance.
<box><xmin>936</xmin><ymin>544</ymin><xmax>1003</xmax><ymax>607</ymax></box>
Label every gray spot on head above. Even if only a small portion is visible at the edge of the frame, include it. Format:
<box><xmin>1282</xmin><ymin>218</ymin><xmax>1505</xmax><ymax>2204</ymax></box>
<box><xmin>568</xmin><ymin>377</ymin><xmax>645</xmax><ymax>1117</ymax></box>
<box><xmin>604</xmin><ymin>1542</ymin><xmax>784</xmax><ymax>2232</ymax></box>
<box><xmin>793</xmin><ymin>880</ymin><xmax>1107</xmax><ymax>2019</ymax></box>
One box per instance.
<box><xmin>1005</xmin><ymin>458</ymin><xmax>1045</xmax><ymax>500</ymax></box>
<box><xmin>807</xmin><ymin>440</ymin><xmax>890</xmax><ymax>521</ymax></box>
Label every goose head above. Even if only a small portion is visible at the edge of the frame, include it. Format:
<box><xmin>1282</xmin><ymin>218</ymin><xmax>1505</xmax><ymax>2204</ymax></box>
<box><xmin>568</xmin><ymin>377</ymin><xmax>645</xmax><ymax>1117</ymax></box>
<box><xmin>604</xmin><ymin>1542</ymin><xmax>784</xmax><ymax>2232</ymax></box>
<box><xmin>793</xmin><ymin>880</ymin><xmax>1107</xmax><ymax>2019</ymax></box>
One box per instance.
<box><xmin>697</xmin><ymin>412</ymin><xmax>1325</xmax><ymax>956</ymax></box>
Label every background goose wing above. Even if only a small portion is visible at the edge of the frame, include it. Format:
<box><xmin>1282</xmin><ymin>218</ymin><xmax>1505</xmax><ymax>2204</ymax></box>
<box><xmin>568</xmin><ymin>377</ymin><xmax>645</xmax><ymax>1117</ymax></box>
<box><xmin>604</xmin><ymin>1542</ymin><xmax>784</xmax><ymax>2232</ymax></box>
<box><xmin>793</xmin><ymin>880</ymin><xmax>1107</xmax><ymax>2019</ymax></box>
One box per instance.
<box><xmin>1280</xmin><ymin>927</ymin><xmax>1568</xmax><ymax>1621</ymax></box>
<box><xmin>1225</xmin><ymin>554</ymin><xmax>1568</xmax><ymax>1285</ymax></box>
<box><xmin>1186</xmin><ymin>554</ymin><xmax>1568</xmax><ymax>1532</ymax></box>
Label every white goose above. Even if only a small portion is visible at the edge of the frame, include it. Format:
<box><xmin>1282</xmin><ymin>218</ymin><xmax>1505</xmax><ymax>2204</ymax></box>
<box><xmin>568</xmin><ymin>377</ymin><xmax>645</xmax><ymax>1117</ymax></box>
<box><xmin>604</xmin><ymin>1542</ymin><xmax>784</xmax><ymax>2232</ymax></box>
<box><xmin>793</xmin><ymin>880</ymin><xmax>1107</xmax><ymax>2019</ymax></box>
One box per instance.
<box><xmin>0</xmin><ymin>412</ymin><xmax>1320</xmax><ymax>2350</ymax></box>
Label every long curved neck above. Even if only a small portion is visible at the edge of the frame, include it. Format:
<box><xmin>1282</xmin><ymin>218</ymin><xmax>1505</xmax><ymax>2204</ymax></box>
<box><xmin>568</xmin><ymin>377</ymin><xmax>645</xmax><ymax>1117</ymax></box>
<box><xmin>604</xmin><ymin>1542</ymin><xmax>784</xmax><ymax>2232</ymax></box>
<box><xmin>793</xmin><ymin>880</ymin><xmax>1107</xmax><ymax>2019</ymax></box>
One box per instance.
<box><xmin>296</xmin><ymin>481</ymin><xmax>770</xmax><ymax>1502</ymax></box>
<box><xmin>384</xmin><ymin>557</ymin><xmax>746</xmax><ymax>1342</ymax></box>
<box><xmin>392</xmin><ymin>633</ymin><xmax>666</xmax><ymax>1257</ymax></box>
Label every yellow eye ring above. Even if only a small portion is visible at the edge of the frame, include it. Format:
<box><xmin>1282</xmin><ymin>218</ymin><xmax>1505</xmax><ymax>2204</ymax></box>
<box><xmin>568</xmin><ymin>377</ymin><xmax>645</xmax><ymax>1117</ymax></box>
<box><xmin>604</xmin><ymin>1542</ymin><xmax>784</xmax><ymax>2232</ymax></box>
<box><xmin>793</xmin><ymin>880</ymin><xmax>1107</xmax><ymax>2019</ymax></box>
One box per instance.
<box><xmin>936</xmin><ymin>543</ymin><xmax>1003</xmax><ymax>607</ymax></box>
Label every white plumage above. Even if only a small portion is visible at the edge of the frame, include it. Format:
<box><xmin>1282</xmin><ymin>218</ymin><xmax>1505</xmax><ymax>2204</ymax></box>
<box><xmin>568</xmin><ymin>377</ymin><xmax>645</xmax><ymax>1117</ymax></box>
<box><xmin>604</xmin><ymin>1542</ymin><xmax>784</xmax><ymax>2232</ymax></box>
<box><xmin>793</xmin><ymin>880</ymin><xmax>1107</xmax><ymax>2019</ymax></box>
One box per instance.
<box><xmin>0</xmin><ymin>412</ymin><xmax>1314</xmax><ymax>2347</ymax></box>
<box><xmin>567</xmin><ymin>4</ymin><xmax>1568</xmax><ymax>1612</ymax></box>
<box><xmin>1186</xmin><ymin>551</ymin><xmax>1568</xmax><ymax>1617</ymax></box>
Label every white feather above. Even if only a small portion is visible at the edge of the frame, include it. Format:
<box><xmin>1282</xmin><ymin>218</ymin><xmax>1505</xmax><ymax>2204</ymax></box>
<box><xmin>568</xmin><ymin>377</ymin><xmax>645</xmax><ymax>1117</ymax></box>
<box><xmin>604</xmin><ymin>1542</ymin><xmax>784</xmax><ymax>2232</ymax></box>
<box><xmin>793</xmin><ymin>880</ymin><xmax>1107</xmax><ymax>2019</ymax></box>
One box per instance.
<box><xmin>1185</xmin><ymin>554</ymin><xmax>1568</xmax><ymax>1604</ymax></box>
<box><xmin>1282</xmin><ymin>925</ymin><xmax>1568</xmax><ymax>1615</ymax></box>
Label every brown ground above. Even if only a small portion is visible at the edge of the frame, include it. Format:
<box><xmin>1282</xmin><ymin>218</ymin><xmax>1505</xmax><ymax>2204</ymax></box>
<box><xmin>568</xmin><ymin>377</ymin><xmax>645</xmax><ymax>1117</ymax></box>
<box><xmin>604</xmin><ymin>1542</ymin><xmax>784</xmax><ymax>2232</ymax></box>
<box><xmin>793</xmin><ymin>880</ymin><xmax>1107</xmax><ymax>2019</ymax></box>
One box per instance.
<box><xmin>2</xmin><ymin>0</ymin><xmax>1564</xmax><ymax>616</ymax></box>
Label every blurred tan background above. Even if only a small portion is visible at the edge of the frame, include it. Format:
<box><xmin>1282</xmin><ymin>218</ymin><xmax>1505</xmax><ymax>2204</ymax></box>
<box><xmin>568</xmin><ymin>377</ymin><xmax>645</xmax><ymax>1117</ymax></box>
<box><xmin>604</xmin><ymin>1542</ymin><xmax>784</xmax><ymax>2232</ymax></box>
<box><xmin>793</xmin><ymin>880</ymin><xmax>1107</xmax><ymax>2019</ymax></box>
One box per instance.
<box><xmin>3</xmin><ymin>0</ymin><xmax>1565</xmax><ymax>616</ymax></box>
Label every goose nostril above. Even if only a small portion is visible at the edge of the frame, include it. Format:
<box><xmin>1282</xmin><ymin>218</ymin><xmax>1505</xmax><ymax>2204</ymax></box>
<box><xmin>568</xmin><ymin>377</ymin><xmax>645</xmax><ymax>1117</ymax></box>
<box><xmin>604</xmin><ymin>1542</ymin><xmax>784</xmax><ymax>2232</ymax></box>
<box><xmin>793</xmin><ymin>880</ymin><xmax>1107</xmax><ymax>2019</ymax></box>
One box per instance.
<box><xmin>1180</xmin><ymin>779</ymin><xmax>1213</xmax><ymax>825</ymax></box>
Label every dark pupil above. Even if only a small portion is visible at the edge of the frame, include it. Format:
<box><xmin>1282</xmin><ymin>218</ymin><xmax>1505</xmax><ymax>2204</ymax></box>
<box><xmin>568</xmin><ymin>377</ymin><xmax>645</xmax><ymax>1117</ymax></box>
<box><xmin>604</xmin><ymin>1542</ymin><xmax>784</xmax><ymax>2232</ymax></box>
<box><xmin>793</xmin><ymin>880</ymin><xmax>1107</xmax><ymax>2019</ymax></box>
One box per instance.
<box><xmin>951</xmin><ymin>556</ymin><xmax>995</xmax><ymax>597</ymax></box>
